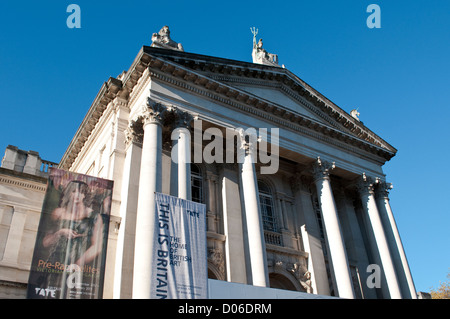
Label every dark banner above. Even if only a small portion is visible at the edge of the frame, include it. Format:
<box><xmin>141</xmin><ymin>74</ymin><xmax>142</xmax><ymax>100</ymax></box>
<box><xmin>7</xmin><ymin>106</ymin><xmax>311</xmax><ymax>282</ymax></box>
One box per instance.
<box><xmin>27</xmin><ymin>168</ymin><xmax>113</xmax><ymax>299</ymax></box>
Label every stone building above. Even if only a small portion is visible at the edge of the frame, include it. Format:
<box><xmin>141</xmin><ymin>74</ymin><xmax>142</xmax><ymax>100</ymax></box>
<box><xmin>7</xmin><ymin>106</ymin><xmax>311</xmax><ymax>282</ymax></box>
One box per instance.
<box><xmin>0</xmin><ymin>26</ymin><xmax>416</xmax><ymax>299</ymax></box>
<box><xmin>0</xmin><ymin>146</ymin><xmax>57</xmax><ymax>298</ymax></box>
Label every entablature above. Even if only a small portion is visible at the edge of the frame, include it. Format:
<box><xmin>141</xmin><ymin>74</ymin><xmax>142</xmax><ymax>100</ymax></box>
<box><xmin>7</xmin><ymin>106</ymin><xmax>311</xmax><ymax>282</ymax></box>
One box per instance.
<box><xmin>59</xmin><ymin>46</ymin><xmax>397</xmax><ymax>171</ymax></box>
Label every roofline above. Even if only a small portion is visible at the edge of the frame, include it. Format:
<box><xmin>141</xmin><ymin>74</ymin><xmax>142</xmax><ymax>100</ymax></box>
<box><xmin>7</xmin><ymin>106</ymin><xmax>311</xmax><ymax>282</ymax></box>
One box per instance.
<box><xmin>59</xmin><ymin>46</ymin><xmax>396</xmax><ymax>170</ymax></box>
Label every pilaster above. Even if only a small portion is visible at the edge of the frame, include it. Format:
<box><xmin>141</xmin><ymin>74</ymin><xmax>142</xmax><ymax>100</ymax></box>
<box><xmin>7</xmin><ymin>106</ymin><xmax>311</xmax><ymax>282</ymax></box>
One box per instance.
<box><xmin>113</xmin><ymin>117</ymin><xmax>143</xmax><ymax>299</ymax></box>
<box><xmin>290</xmin><ymin>172</ymin><xmax>330</xmax><ymax>296</ymax></box>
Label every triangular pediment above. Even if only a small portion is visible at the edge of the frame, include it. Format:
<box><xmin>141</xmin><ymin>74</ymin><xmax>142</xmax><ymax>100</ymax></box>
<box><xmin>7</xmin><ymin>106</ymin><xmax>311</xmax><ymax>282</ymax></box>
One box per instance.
<box><xmin>219</xmin><ymin>82</ymin><xmax>327</xmax><ymax>124</ymax></box>
<box><xmin>216</xmin><ymin>80</ymin><xmax>343</xmax><ymax>129</ymax></box>
<box><xmin>143</xmin><ymin>47</ymin><xmax>396</xmax><ymax>155</ymax></box>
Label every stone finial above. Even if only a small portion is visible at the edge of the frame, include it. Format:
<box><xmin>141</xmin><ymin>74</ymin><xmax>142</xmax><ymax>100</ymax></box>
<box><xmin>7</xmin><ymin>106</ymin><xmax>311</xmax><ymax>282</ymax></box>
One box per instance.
<box><xmin>151</xmin><ymin>25</ymin><xmax>184</xmax><ymax>51</ymax></box>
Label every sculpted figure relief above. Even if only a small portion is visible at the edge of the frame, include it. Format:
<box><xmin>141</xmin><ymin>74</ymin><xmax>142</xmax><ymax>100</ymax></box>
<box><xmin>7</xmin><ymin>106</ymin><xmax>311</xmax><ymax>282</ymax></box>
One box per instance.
<box><xmin>290</xmin><ymin>262</ymin><xmax>313</xmax><ymax>294</ymax></box>
<box><xmin>151</xmin><ymin>25</ymin><xmax>184</xmax><ymax>51</ymax></box>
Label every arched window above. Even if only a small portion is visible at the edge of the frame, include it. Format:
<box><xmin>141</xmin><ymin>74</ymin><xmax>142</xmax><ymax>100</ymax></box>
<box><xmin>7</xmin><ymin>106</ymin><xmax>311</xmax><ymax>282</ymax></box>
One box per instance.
<box><xmin>258</xmin><ymin>180</ymin><xmax>278</xmax><ymax>232</ymax></box>
<box><xmin>191</xmin><ymin>164</ymin><xmax>203</xmax><ymax>203</ymax></box>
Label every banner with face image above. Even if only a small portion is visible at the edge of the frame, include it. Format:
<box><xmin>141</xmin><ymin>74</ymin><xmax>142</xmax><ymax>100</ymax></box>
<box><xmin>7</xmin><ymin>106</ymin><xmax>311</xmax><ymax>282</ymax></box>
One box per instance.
<box><xmin>27</xmin><ymin>168</ymin><xmax>113</xmax><ymax>299</ymax></box>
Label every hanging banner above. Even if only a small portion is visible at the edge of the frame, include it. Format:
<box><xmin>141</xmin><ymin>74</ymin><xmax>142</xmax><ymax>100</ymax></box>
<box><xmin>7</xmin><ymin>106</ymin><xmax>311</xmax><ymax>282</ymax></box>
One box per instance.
<box><xmin>27</xmin><ymin>168</ymin><xmax>113</xmax><ymax>299</ymax></box>
<box><xmin>152</xmin><ymin>192</ymin><xmax>207</xmax><ymax>299</ymax></box>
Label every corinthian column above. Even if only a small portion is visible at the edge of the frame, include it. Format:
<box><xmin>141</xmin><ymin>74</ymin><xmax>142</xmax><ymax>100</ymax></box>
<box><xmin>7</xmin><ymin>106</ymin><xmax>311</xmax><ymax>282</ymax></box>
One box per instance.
<box><xmin>312</xmin><ymin>157</ymin><xmax>355</xmax><ymax>299</ymax></box>
<box><xmin>376</xmin><ymin>181</ymin><xmax>416</xmax><ymax>299</ymax></box>
<box><xmin>171</xmin><ymin>110</ymin><xmax>193</xmax><ymax>200</ymax></box>
<box><xmin>132</xmin><ymin>99</ymin><xmax>166</xmax><ymax>299</ymax></box>
<box><xmin>238</xmin><ymin>130</ymin><xmax>268</xmax><ymax>287</ymax></box>
<box><xmin>357</xmin><ymin>174</ymin><xmax>402</xmax><ymax>299</ymax></box>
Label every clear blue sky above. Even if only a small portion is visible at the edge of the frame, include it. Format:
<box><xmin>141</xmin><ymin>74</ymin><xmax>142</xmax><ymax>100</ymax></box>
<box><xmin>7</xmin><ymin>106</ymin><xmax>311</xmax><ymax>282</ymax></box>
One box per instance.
<box><xmin>0</xmin><ymin>1</ymin><xmax>449</xmax><ymax>295</ymax></box>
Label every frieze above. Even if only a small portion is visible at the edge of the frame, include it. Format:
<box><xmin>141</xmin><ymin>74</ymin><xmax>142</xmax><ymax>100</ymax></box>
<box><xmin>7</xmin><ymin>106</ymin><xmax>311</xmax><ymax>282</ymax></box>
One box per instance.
<box><xmin>0</xmin><ymin>176</ymin><xmax>47</xmax><ymax>192</ymax></box>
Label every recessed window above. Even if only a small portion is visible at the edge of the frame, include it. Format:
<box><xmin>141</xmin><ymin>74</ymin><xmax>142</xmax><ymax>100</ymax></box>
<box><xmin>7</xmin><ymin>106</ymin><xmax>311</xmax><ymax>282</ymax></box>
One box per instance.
<box><xmin>258</xmin><ymin>180</ymin><xmax>278</xmax><ymax>232</ymax></box>
<box><xmin>191</xmin><ymin>164</ymin><xmax>203</xmax><ymax>203</ymax></box>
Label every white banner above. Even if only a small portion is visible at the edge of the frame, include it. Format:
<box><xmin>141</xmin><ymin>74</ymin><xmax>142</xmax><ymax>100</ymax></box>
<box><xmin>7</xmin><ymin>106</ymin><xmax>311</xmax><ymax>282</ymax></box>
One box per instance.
<box><xmin>151</xmin><ymin>192</ymin><xmax>207</xmax><ymax>299</ymax></box>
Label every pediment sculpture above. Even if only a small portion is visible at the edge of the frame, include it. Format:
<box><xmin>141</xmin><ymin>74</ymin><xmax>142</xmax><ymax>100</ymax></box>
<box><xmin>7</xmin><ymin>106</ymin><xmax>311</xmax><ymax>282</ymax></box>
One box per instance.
<box><xmin>251</xmin><ymin>27</ymin><xmax>278</xmax><ymax>66</ymax></box>
<box><xmin>151</xmin><ymin>25</ymin><xmax>184</xmax><ymax>51</ymax></box>
<box><xmin>350</xmin><ymin>109</ymin><xmax>360</xmax><ymax>121</ymax></box>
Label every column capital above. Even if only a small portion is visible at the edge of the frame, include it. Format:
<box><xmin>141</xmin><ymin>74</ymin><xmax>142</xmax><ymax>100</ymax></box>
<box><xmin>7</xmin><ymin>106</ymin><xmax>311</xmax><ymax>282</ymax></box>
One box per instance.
<box><xmin>125</xmin><ymin>118</ymin><xmax>144</xmax><ymax>146</ymax></box>
<box><xmin>173</xmin><ymin>109</ymin><xmax>194</xmax><ymax>129</ymax></box>
<box><xmin>356</xmin><ymin>173</ymin><xmax>379</xmax><ymax>196</ymax></box>
<box><xmin>236</xmin><ymin>128</ymin><xmax>258</xmax><ymax>157</ymax></box>
<box><xmin>375</xmin><ymin>180</ymin><xmax>393</xmax><ymax>199</ymax></box>
<box><xmin>311</xmin><ymin>157</ymin><xmax>335</xmax><ymax>182</ymax></box>
<box><xmin>142</xmin><ymin>98</ymin><xmax>166</xmax><ymax>126</ymax></box>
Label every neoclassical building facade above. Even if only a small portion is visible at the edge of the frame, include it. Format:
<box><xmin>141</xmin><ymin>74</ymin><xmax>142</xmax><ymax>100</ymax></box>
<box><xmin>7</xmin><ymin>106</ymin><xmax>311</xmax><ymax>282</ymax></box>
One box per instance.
<box><xmin>1</xmin><ymin>27</ymin><xmax>416</xmax><ymax>299</ymax></box>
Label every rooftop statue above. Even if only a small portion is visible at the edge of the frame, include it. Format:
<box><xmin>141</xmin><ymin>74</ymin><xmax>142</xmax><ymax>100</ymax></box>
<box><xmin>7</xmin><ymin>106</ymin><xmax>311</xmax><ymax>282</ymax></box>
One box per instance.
<box><xmin>151</xmin><ymin>26</ymin><xmax>184</xmax><ymax>51</ymax></box>
<box><xmin>350</xmin><ymin>109</ymin><xmax>360</xmax><ymax>121</ymax></box>
<box><xmin>251</xmin><ymin>27</ymin><xmax>279</xmax><ymax>66</ymax></box>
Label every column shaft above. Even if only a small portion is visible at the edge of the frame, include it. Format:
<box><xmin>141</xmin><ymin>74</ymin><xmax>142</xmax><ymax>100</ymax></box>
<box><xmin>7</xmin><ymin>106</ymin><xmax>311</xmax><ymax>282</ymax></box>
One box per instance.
<box><xmin>376</xmin><ymin>182</ymin><xmax>416</xmax><ymax>299</ymax></box>
<box><xmin>171</xmin><ymin>110</ymin><xmax>193</xmax><ymax>200</ymax></box>
<box><xmin>176</xmin><ymin>127</ymin><xmax>191</xmax><ymax>200</ymax></box>
<box><xmin>312</xmin><ymin>158</ymin><xmax>355</xmax><ymax>299</ymax></box>
<box><xmin>358</xmin><ymin>174</ymin><xmax>402</xmax><ymax>299</ymax></box>
<box><xmin>132</xmin><ymin>101</ymin><xmax>165</xmax><ymax>299</ymax></box>
<box><xmin>240</xmin><ymin>138</ymin><xmax>268</xmax><ymax>287</ymax></box>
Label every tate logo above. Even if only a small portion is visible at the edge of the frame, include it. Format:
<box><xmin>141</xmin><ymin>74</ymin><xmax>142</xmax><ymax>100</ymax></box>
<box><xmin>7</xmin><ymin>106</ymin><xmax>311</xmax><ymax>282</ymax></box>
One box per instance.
<box><xmin>34</xmin><ymin>287</ymin><xmax>56</xmax><ymax>298</ymax></box>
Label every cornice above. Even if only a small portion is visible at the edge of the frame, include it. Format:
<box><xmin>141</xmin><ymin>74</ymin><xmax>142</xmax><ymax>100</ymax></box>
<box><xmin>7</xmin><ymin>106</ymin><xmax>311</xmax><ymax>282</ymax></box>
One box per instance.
<box><xmin>59</xmin><ymin>47</ymin><xmax>154</xmax><ymax>170</ymax></box>
<box><xmin>59</xmin><ymin>77</ymin><xmax>122</xmax><ymax>170</ymax></box>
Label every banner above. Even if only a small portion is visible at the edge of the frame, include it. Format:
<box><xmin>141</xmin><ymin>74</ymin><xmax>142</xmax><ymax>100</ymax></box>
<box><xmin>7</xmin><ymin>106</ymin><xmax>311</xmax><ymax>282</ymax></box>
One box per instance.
<box><xmin>27</xmin><ymin>168</ymin><xmax>113</xmax><ymax>299</ymax></box>
<box><xmin>152</xmin><ymin>192</ymin><xmax>207</xmax><ymax>299</ymax></box>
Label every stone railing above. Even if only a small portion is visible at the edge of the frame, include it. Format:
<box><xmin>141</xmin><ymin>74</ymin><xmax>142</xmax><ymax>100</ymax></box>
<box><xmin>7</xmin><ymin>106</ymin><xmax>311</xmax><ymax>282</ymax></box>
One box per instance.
<box><xmin>40</xmin><ymin>160</ymin><xmax>58</xmax><ymax>174</ymax></box>
<box><xmin>264</xmin><ymin>230</ymin><xmax>283</xmax><ymax>246</ymax></box>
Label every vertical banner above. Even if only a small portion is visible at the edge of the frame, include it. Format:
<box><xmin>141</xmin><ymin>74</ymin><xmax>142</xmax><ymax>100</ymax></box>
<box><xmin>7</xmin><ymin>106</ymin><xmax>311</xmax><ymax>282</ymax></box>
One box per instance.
<box><xmin>27</xmin><ymin>168</ymin><xmax>113</xmax><ymax>299</ymax></box>
<box><xmin>152</xmin><ymin>192</ymin><xmax>207</xmax><ymax>299</ymax></box>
